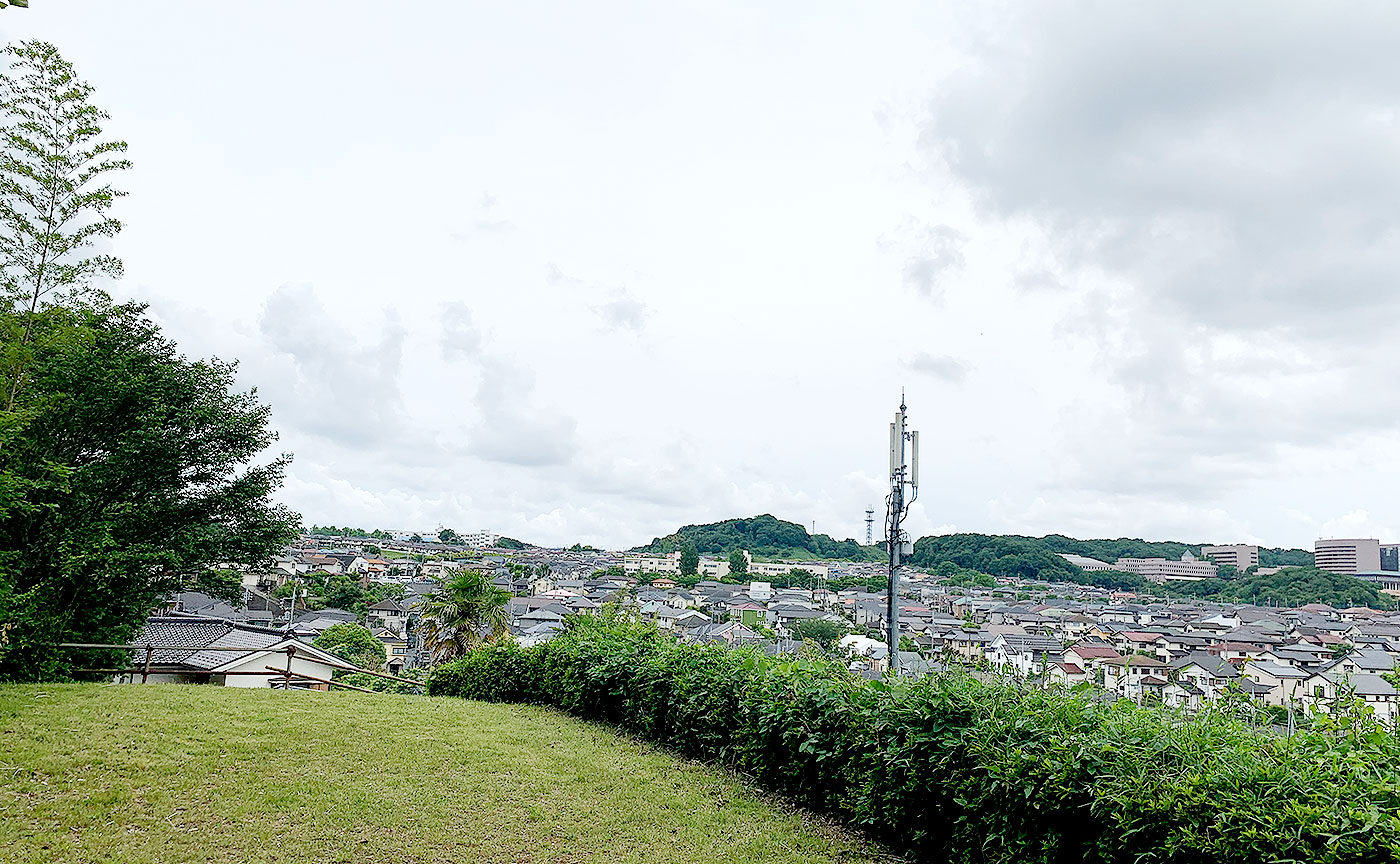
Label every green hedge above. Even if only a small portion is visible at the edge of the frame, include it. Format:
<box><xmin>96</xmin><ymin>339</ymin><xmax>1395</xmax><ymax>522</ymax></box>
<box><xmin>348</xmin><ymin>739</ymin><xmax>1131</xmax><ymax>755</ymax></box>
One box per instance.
<box><xmin>428</xmin><ymin>615</ymin><xmax>1400</xmax><ymax>863</ymax></box>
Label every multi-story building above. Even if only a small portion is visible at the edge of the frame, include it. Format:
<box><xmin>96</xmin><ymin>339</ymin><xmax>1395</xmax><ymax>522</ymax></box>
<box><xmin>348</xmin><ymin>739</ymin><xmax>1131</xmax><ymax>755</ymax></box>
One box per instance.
<box><xmin>622</xmin><ymin>552</ymin><xmax>681</xmax><ymax>575</ymax></box>
<box><xmin>463</xmin><ymin>530</ymin><xmax>500</xmax><ymax>548</ymax></box>
<box><xmin>1314</xmin><ymin>538</ymin><xmax>1381</xmax><ymax>575</ymax></box>
<box><xmin>1114</xmin><ymin>554</ymin><xmax>1217</xmax><ymax>583</ymax></box>
<box><xmin>1200</xmin><ymin>544</ymin><xmax>1260</xmax><ymax>571</ymax></box>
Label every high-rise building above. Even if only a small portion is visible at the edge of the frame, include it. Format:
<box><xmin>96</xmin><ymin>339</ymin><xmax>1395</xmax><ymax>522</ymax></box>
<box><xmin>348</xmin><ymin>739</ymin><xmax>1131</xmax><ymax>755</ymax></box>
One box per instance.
<box><xmin>1314</xmin><ymin>538</ymin><xmax>1382</xmax><ymax>575</ymax></box>
<box><xmin>1201</xmin><ymin>544</ymin><xmax>1260</xmax><ymax>571</ymax></box>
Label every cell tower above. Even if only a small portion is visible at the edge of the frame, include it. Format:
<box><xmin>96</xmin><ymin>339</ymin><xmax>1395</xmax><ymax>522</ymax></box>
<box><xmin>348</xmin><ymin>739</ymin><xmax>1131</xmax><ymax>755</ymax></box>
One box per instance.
<box><xmin>864</xmin><ymin>508</ymin><xmax>875</xmax><ymax>546</ymax></box>
<box><xmin>885</xmin><ymin>395</ymin><xmax>919</xmax><ymax>675</ymax></box>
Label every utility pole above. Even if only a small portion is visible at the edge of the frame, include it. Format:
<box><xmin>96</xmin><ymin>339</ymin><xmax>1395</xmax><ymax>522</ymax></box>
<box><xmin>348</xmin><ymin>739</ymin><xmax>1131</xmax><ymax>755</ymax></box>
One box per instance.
<box><xmin>885</xmin><ymin>396</ymin><xmax>919</xmax><ymax>675</ymax></box>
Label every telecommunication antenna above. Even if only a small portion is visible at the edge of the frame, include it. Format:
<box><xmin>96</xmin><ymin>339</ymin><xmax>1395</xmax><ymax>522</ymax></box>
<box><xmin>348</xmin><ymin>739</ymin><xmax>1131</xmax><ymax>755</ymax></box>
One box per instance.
<box><xmin>865</xmin><ymin>508</ymin><xmax>875</xmax><ymax>546</ymax></box>
<box><xmin>885</xmin><ymin>395</ymin><xmax>919</xmax><ymax>674</ymax></box>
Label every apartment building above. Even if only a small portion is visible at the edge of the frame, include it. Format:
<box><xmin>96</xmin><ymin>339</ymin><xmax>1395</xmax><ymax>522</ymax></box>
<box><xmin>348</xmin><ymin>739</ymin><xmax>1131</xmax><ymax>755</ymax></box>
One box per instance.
<box><xmin>622</xmin><ymin>552</ymin><xmax>681</xmax><ymax>575</ymax></box>
<box><xmin>1314</xmin><ymin>538</ymin><xmax>1382</xmax><ymax>575</ymax></box>
<box><xmin>1201</xmin><ymin>544</ymin><xmax>1260</xmax><ymax>570</ymax></box>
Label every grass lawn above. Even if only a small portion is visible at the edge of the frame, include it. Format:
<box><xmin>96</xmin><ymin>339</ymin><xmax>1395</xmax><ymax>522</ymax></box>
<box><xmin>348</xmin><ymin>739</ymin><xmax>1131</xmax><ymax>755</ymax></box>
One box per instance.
<box><xmin>0</xmin><ymin>684</ymin><xmax>894</xmax><ymax>864</ymax></box>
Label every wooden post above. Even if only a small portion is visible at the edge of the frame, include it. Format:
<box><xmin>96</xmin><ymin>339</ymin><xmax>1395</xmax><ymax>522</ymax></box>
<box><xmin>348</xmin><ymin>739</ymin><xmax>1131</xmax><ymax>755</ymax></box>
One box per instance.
<box><xmin>141</xmin><ymin>644</ymin><xmax>153</xmax><ymax>684</ymax></box>
<box><xmin>283</xmin><ymin>645</ymin><xmax>295</xmax><ymax>691</ymax></box>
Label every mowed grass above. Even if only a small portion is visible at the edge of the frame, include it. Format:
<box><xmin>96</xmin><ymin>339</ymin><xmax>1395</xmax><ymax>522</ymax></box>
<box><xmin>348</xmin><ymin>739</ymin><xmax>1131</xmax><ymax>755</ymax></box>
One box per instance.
<box><xmin>0</xmin><ymin>684</ymin><xmax>894</xmax><ymax>864</ymax></box>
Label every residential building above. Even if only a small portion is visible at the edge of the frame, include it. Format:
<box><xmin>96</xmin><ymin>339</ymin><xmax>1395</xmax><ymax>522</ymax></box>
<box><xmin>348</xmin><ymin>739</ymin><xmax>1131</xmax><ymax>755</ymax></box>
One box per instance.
<box><xmin>1314</xmin><ymin>538</ymin><xmax>1382</xmax><ymax>575</ymax></box>
<box><xmin>1201</xmin><ymin>544</ymin><xmax>1260</xmax><ymax>571</ymax></box>
<box><xmin>622</xmin><ymin>552</ymin><xmax>681</xmax><ymax>575</ymax></box>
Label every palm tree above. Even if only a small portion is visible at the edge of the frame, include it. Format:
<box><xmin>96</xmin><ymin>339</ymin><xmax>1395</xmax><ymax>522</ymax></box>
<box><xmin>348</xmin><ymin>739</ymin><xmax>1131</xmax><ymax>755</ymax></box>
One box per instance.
<box><xmin>417</xmin><ymin>570</ymin><xmax>510</xmax><ymax>663</ymax></box>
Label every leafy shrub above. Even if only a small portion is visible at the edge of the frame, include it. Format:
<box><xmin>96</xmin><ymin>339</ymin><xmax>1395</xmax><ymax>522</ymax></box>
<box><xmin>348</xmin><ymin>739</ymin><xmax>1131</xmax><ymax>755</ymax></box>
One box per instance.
<box><xmin>429</xmin><ymin>613</ymin><xmax>1400</xmax><ymax>863</ymax></box>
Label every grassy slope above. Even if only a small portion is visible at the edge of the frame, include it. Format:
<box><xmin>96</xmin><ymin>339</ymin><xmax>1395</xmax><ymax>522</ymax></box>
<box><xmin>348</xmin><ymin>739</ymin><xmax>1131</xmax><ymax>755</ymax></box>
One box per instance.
<box><xmin>0</xmin><ymin>685</ymin><xmax>890</xmax><ymax>864</ymax></box>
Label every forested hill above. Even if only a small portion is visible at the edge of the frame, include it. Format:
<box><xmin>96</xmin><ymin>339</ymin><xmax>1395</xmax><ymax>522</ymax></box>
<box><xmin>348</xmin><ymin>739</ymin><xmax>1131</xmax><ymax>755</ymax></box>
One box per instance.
<box><xmin>631</xmin><ymin>515</ymin><xmax>883</xmax><ymax>562</ymax></box>
<box><xmin>631</xmin><ymin>518</ymin><xmax>1314</xmax><ymax>571</ymax></box>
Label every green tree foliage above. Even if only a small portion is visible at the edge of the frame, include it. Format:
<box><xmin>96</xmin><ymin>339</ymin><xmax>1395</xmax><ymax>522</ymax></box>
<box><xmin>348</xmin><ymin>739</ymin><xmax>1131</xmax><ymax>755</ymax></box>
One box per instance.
<box><xmin>437</xmin><ymin>528</ymin><xmax>460</xmax><ymax>544</ymax></box>
<box><xmin>633</xmin><ymin>514</ymin><xmax>880</xmax><ymax>562</ymax></box>
<box><xmin>678</xmin><ymin>542</ymin><xmax>699</xmax><ymax>577</ymax></box>
<box><xmin>911</xmin><ymin>533</ymin><xmax>1140</xmax><ymax>589</ymax></box>
<box><xmin>0</xmin><ymin>302</ymin><xmax>299</xmax><ymax>680</ymax></box>
<box><xmin>934</xmin><ymin>561</ymin><xmax>997</xmax><ymax>588</ymax></box>
<box><xmin>792</xmin><ymin>617</ymin><xmax>846</xmax><ymax>650</ymax></box>
<box><xmin>727</xmin><ymin>549</ymin><xmax>749</xmax><ymax>577</ymax></box>
<box><xmin>1036</xmin><ymin>533</ymin><xmax>1197</xmax><ymax>564</ymax></box>
<box><xmin>496</xmin><ymin>536</ymin><xmax>526</xmax><ymax>550</ymax></box>
<box><xmin>312</xmin><ymin>622</ymin><xmax>385</xmax><ymax>671</ymax></box>
<box><xmin>1260</xmin><ymin>546</ymin><xmax>1314</xmax><ymax>568</ymax></box>
<box><xmin>192</xmin><ymin>569</ymin><xmax>244</xmax><ymax>605</ymax></box>
<box><xmin>417</xmin><ymin>570</ymin><xmax>510</xmax><ymax>663</ymax></box>
<box><xmin>1160</xmin><ymin>566</ymin><xmax>1393</xmax><ymax>609</ymax></box>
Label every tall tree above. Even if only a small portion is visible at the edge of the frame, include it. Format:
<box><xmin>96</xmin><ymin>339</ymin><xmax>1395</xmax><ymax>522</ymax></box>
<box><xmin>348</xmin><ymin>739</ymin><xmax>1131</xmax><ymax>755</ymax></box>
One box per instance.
<box><xmin>0</xmin><ymin>302</ymin><xmax>300</xmax><ymax>680</ymax></box>
<box><xmin>728</xmin><ymin>549</ymin><xmax>749</xmax><ymax>577</ymax></box>
<box><xmin>0</xmin><ymin>41</ymin><xmax>130</xmax><ymax>411</ymax></box>
<box><xmin>417</xmin><ymin>570</ymin><xmax>510</xmax><ymax>663</ymax></box>
<box><xmin>679</xmin><ymin>542</ymin><xmax>699</xmax><ymax>577</ymax></box>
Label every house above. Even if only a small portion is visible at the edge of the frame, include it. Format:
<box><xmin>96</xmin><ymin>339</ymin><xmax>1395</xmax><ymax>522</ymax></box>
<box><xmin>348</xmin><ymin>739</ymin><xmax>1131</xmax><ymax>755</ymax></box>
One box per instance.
<box><xmin>1065</xmin><ymin>643</ymin><xmax>1124</xmax><ymax>676</ymax></box>
<box><xmin>1241</xmin><ymin>661</ymin><xmax>1310</xmax><ymax>706</ymax></box>
<box><xmin>1303</xmin><ymin>670</ymin><xmax>1400</xmax><ymax>723</ymax></box>
<box><xmin>1170</xmin><ymin>653</ymin><xmax>1240</xmax><ymax>701</ymax></box>
<box><xmin>986</xmin><ymin>634</ymin><xmax>1063</xmax><ymax>677</ymax></box>
<box><xmin>374</xmin><ymin>628</ymin><xmax>409</xmax><ymax>675</ymax></box>
<box><xmin>120</xmin><ymin>617</ymin><xmax>344</xmax><ymax>689</ymax></box>
<box><xmin>1048</xmin><ymin>661</ymin><xmax>1088</xmax><ymax>686</ymax></box>
<box><xmin>367</xmin><ymin>598</ymin><xmax>409</xmax><ymax>634</ymax></box>
<box><xmin>1101</xmin><ymin>655</ymin><xmax>1172</xmax><ymax>698</ymax></box>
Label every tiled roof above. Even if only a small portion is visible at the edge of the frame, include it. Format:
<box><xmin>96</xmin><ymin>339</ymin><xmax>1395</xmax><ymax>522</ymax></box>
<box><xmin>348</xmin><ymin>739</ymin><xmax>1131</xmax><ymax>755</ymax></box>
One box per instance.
<box><xmin>133</xmin><ymin>617</ymin><xmax>286</xmax><ymax>670</ymax></box>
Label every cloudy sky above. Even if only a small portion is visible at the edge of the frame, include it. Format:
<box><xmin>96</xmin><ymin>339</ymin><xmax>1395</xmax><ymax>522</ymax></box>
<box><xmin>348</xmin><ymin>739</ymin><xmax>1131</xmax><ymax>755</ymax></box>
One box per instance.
<box><xmin>9</xmin><ymin>2</ymin><xmax>1400</xmax><ymax>550</ymax></box>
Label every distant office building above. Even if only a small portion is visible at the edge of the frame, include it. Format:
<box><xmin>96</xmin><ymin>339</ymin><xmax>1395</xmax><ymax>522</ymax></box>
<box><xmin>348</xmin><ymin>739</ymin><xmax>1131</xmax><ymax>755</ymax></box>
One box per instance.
<box><xmin>1201</xmin><ymin>544</ymin><xmax>1260</xmax><ymax>571</ymax></box>
<box><xmin>1058</xmin><ymin>553</ymin><xmax>1114</xmax><ymax>572</ymax></box>
<box><xmin>1314</xmin><ymin>538</ymin><xmax>1382</xmax><ymax>575</ymax></box>
<box><xmin>1115</xmin><ymin>554</ymin><xmax>1217</xmax><ymax>584</ymax></box>
<box><xmin>1381</xmin><ymin>544</ymin><xmax>1399</xmax><ymax>573</ymax></box>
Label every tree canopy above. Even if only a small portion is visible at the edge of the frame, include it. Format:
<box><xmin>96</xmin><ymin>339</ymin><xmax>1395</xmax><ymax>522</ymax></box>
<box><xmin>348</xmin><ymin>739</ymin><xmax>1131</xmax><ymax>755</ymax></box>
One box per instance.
<box><xmin>632</xmin><ymin>514</ymin><xmax>880</xmax><ymax>562</ymax></box>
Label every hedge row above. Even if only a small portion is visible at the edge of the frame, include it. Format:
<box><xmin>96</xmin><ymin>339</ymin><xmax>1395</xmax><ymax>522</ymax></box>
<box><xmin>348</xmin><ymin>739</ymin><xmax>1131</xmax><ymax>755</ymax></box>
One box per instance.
<box><xmin>428</xmin><ymin>615</ymin><xmax>1400</xmax><ymax>864</ymax></box>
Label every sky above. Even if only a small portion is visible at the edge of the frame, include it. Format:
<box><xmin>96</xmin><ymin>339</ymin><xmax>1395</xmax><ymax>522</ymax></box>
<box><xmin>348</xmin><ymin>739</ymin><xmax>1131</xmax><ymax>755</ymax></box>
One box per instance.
<box><xmin>6</xmin><ymin>1</ymin><xmax>1400</xmax><ymax>550</ymax></box>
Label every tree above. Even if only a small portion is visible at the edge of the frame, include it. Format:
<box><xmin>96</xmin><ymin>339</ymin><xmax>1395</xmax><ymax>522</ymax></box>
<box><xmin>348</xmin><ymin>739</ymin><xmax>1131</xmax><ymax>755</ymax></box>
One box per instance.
<box><xmin>192</xmin><ymin>569</ymin><xmax>244</xmax><ymax>605</ymax></box>
<box><xmin>728</xmin><ymin>549</ymin><xmax>749</xmax><ymax>577</ymax></box>
<box><xmin>438</xmin><ymin>528</ymin><xmax>460</xmax><ymax>544</ymax></box>
<box><xmin>417</xmin><ymin>570</ymin><xmax>510</xmax><ymax>663</ymax></box>
<box><xmin>0</xmin><ymin>41</ymin><xmax>130</xmax><ymax>411</ymax></box>
<box><xmin>313</xmin><ymin>623</ymin><xmax>385</xmax><ymax>671</ymax></box>
<box><xmin>679</xmin><ymin>542</ymin><xmax>699</xmax><ymax>577</ymax></box>
<box><xmin>792</xmin><ymin>618</ymin><xmax>846</xmax><ymax>651</ymax></box>
<box><xmin>0</xmin><ymin>301</ymin><xmax>300</xmax><ymax>680</ymax></box>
